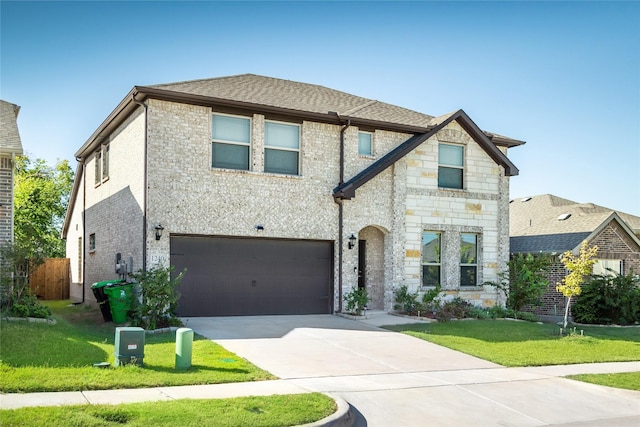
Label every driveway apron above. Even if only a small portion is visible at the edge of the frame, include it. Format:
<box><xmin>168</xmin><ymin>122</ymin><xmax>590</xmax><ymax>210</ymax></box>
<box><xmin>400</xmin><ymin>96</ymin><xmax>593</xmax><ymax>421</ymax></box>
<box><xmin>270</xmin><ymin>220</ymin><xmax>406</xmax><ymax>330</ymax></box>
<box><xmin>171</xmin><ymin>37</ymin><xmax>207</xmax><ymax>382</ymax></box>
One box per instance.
<box><xmin>185</xmin><ymin>313</ymin><xmax>640</xmax><ymax>427</ymax></box>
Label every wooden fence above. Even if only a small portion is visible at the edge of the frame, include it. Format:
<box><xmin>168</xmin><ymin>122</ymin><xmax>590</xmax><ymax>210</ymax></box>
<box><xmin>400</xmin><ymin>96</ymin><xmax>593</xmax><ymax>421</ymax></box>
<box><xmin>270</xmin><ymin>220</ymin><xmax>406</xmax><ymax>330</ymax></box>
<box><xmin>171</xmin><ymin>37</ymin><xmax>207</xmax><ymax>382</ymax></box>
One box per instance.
<box><xmin>30</xmin><ymin>258</ymin><xmax>70</xmax><ymax>300</ymax></box>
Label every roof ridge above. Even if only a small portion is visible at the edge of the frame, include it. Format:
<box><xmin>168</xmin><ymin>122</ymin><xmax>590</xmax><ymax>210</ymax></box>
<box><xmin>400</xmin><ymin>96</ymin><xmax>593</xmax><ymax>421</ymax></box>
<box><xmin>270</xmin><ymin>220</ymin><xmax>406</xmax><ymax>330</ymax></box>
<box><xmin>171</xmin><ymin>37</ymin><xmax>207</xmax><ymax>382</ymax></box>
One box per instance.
<box><xmin>340</xmin><ymin>99</ymin><xmax>378</xmax><ymax>116</ymax></box>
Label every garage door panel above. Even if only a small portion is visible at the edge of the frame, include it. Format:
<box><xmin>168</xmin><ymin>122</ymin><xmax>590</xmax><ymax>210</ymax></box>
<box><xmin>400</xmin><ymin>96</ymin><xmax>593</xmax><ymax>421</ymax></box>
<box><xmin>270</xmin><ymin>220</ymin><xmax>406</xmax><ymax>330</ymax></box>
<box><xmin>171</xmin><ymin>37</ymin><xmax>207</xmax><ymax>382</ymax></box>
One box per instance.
<box><xmin>171</xmin><ymin>236</ymin><xmax>333</xmax><ymax>316</ymax></box>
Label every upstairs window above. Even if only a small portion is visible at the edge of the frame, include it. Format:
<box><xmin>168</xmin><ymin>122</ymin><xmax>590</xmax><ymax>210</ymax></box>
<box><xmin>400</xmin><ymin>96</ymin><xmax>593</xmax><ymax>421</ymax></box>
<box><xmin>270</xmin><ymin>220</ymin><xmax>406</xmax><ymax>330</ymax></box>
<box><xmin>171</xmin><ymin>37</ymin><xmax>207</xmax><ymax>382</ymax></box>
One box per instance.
<box><xmin>264</xmin><ymin>121</ymin><xmax>300</xmax><ymax>175</ymax></box>
<box><xmin>422</xmin><ymin>231</ymin><xmax>441</xmax><ymax>286</ymax></box>
<box><xmin>102</xmin><ymin>144</ymin><xmax>110</xmax><ymax>181</ymax></box>
<box><xmin>212</xmin><ymin>114</ymin><xmax>251</xmax><ymax>170</ymax></box>
<box><xmin>358</xmin><ymin>131</ymin><xmax>372</xmax><ymax>156</ymax></box>
<box><xmin>94</xmin><ymin>150</ymin><xmax>102</xmax><ymax>185</ymax></box>
<box><xmin>438</xmin><ymin>143</ymin><xmax>464</xmax><ymax>189</ymax></box>
<box><xmin>460</xmin><ymin>233</ymin><xmax>478</xmax><ymax>286</ymax></box>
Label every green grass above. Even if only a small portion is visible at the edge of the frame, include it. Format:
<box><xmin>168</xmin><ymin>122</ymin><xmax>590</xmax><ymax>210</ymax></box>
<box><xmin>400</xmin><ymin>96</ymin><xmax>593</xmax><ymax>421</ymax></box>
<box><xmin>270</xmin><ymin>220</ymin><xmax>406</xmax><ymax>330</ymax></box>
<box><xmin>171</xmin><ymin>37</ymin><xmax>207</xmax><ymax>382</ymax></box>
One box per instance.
<box><xmin>384</xmin><ymin>319</ymin><xmax>640</xmax><ymax>367</ymax></box>
<box><xmin>0</xmin><ymin>301</ymin><xmax>274</xmax><ymax>392</ymax></box>
<box><xmin>0</xmin><ymin>393</ymin><xmax>336</xmax><ymax>427</ymax></box>
<box><xmin>567</xmin><ymin>372</ymin><xmax>640</xmax><ymax>392</ymax></box>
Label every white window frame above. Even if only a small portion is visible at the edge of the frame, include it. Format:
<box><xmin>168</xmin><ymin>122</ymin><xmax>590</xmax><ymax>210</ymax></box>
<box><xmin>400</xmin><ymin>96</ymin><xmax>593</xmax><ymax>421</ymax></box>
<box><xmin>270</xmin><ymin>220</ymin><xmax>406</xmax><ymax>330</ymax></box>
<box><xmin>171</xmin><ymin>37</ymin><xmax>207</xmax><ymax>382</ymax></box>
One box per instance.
<box><xmin>89</xmin><ymin>233</ymin><xmax>96</xmax><ymax>253</ymax></box>
<box><xmin>593</xmin><ymin>259</ymin><xmax>621</xmax><ymax>276</ymax></box>
<box><xmin>264</xmin><ymin>120</ymin><xmax>300</xmax><ymax>175</ymax></box>
<box><xmin>94</xmin><ymin>150</ymin><xmax>102</xmax><ymax>186</ymax></box>
<box><xmin>438</xmin><ymin>143</ymin><xmax>464</xmax><ymax>189</ymax></box>
<box><xmin>211</xmin><ymin>113</ymin><xmax>252</xmax><ymax>171</ymax></box>
<box><xmin>102</xmin><ymin>144</ymin><xmax>109</xmax><ymax>182</ymax></box>
<box><xmin>422</xmin><ymin>231</ymin><xmax>442</xmax><ymax>287</ymax></box>
<box><xmin>460</xmin><ymin>233</ymin><xmax>478</xmax><ymax>286</ymax></box>
<box><xmin>358</xmin><ymin>131</ymin><xmax>373</xmax><ymax>156</ymax></box>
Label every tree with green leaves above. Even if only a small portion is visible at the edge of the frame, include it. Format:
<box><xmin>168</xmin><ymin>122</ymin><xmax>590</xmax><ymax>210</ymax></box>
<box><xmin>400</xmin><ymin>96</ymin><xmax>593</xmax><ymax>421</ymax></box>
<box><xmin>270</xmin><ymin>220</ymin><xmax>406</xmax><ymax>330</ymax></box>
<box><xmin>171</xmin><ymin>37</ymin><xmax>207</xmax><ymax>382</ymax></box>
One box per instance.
<box><xmin>14</xmin><ymin>155</ymin><xmax>74</xmax><ymax>258</ymax></box>
<box><xmin>557</xmin><ymin>240</ymin><xmax>599</xmax><ymax>328</ymax></box>
<box><xmin>488</xmin><ymin>252</ymin><xmax>552</xmax><ymax>313</ymax></box>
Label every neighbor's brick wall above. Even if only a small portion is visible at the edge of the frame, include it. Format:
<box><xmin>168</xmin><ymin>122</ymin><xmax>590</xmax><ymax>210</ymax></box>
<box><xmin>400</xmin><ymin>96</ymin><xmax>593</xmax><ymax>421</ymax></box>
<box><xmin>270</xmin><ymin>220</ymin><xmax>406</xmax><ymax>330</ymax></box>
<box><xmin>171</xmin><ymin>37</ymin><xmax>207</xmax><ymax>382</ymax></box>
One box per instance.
<box><xmin>0</xmin><ymin>156</ymin><xmax>13</xmax><ymax>245</ymax></box>
<box><xmin>78</xmin><ymin>107</ymin><xmax>146</xmax><ymax>301</ymax></box>
<box><xmin>525</xmin><ymin>221</ymin><xmax>640</xmax><ymax>317</ymax></box>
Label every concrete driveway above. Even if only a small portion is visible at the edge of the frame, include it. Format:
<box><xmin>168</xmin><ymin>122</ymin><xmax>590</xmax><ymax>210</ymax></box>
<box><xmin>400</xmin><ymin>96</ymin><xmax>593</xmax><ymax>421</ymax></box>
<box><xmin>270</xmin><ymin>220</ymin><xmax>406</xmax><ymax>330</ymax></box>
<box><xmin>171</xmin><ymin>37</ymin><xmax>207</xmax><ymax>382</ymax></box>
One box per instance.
<box><xmin>185</xmin><ymin>312</ymin><xmax>640</xmax><ymax>427</ymax></box>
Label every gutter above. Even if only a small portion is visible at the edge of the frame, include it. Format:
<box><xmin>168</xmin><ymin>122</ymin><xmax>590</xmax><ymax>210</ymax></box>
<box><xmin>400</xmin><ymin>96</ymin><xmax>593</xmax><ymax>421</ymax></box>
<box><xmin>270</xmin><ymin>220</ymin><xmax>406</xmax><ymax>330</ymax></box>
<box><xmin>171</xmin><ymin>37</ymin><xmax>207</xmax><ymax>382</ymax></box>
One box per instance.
<box><xmin>133</xmin><ymin>97</ymin><xmax>149</xmax><ymax>271</ymax></box>
<box><xmin>334</xmin><ymin>118</ymin><xmax>350</xmax><ymax>313</ymax></box>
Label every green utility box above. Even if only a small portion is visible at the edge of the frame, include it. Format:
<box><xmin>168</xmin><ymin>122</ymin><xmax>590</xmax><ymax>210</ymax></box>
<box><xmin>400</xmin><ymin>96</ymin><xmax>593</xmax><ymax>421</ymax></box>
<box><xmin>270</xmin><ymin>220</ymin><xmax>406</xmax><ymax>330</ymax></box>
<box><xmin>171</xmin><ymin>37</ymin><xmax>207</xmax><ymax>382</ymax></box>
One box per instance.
<box><xmin>175</xmin><ymin>328</ymin><xmax>193</xmax><ymax>370</ymax></box>
<box><xmin>114</xmin><ymin>327</ymin><xmax>145</xmax><ymax>367</ymax></box>
<box><xmin>103</xmin><ymin>282</ymin><xmax>134</xmax><ymax>324</ymax></box>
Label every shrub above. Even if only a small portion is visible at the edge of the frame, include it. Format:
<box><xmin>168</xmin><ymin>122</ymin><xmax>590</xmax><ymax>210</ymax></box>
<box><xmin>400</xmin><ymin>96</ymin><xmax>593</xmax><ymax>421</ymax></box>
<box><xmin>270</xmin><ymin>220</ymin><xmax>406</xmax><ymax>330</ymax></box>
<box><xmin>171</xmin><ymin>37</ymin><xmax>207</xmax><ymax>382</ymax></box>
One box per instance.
<box><xmin>571</xmin><ymin>271</ymin><xmax>640</xmax><ymax>325</ymax></box>
<box><xmin>436</xmin><ymin>297</ymin><xmax>476</xmax><ymax>321</ymax></box>
<box><xmin>488</xmin><ymin>253</ymin><xmax>552</xmax><ymax>312</ymax></box>
<box><xmin>393</xmin><ymin>285</ymin><xmax>420</xmax><ymax>314</ymax></box>
<box><xmin>0</xmin><ymin>243</ymin><xmax>50</xmax><ymax>319</ymax></box>
<box><xmin>421</xmin><ymin>284</ymin><xmax>442</xmax><ymax>313</ymax></box>
<box><xmin>344</xmin><ymin>287</ymin><xmax>369</xmax><ymax>315</ymax></box>
<box><xmin>129</xmin><ymin>265</ymin><xmax>185</xmax><ymax>330</ymax></box>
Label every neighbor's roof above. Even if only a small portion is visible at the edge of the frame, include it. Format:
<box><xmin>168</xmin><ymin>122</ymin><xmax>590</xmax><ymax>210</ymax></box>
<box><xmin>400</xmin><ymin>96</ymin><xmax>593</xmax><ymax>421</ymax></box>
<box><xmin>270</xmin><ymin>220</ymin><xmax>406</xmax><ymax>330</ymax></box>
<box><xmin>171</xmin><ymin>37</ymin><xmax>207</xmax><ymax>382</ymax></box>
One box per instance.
<box><xmin>0</xmin><ymin>99</ymin><xmax>24</xmax><ymax>155</ymax></box>
<box><xmin>75</xmin><ymin>74</ymin><xmax>525</xmax><ymax>159</ymax></box>
<box><xmin>509</xmin><ymin>194</ymin><xmax>640</xmax><ymax>254</ymax></box>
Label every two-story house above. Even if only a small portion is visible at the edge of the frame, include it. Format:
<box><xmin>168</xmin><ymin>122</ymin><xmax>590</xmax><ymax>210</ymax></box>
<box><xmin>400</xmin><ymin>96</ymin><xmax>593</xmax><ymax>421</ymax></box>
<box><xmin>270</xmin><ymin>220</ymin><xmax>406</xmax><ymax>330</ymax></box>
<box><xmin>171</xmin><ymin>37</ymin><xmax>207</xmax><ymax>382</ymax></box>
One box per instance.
<box><xmin>62</xmin><ymin>74</ymin><xmax>523</xmax><ymax>316</ymax></box>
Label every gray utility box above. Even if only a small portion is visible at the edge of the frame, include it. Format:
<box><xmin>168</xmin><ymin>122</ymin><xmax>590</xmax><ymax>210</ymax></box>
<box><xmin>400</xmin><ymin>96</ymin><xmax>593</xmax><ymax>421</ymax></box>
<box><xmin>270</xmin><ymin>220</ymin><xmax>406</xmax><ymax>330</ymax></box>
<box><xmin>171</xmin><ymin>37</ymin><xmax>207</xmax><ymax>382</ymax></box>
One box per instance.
<box><xmin>114</xmin><ymin>327</ymin><xmax>145</xmax><ymax>367</ymax></box>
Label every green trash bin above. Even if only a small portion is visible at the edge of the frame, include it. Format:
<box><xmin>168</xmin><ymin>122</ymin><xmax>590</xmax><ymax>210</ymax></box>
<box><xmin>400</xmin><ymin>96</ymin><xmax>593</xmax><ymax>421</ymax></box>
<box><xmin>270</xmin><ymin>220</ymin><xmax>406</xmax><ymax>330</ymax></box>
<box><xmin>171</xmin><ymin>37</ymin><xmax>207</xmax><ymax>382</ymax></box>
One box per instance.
<box><xmin>91</xmin><ymin>280</ymin><xmax>125</xmax><ymax>322</ymax></box>
<box><xmin>104</xmin><ymin>282</ymin><xmax>134</xmax><ymax>324</ymax></box>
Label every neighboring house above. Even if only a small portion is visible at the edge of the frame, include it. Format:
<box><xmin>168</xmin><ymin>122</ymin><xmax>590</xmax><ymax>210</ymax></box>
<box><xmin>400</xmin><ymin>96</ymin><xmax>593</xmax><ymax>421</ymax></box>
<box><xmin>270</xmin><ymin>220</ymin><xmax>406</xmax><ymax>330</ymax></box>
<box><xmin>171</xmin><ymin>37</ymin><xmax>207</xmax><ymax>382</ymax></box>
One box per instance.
<box><xmin>62</xmin><ymin>74</ymin><xmax>524</xmax><ymax>316</ymax></box>
<box><xmin>0</xmin><ymin>100</ymin><xmax>24</xmax><ymax>247</ymax></box>
<box><xmin>510</xmin><ymin>194</ymin><xmax>640</xmax><ymax>319</ymax></box>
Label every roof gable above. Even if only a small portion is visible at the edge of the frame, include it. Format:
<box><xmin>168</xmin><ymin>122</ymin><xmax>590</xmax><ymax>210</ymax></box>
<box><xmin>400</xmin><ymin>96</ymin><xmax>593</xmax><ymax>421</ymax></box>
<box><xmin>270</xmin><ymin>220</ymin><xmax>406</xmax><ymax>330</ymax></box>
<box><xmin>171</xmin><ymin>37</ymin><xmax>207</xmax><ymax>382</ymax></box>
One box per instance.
<box><xmin>333</xmin><ymin>109</ymin><xmax>519</xmax><ymax>200</ymax></box>
<box><xmin>0</xmin><ymin>99</ymin><xmax>24</xmax><ymax>155</ymax></box>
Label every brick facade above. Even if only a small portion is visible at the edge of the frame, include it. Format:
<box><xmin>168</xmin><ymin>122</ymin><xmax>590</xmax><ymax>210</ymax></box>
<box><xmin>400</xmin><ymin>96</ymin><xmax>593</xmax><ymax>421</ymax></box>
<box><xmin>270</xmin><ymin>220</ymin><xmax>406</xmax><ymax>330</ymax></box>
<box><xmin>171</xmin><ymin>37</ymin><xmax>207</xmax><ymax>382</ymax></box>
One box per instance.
<box><xmin>0</xmin><ymin>156</ymin><xmax>13</xmax><ymax>245</ymax></box>
<box><xmin>67</xmin><ymin>96</ymin><xmax>514</xmax><ymax>311</ymax></box>
<box><xmin>525</xmin><ymin>220</ymin><xmax>640</xmax><ymax>318</ymax></box>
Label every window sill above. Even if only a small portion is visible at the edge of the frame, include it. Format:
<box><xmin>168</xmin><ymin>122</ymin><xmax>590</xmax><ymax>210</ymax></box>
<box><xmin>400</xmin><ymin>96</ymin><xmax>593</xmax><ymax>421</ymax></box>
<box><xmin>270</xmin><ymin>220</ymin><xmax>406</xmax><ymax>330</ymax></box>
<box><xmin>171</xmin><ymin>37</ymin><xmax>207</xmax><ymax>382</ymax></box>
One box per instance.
<box><xmin>210</xmin><ymin>167</ymin><xmax>302</xmax><ymax>179</ymax></box>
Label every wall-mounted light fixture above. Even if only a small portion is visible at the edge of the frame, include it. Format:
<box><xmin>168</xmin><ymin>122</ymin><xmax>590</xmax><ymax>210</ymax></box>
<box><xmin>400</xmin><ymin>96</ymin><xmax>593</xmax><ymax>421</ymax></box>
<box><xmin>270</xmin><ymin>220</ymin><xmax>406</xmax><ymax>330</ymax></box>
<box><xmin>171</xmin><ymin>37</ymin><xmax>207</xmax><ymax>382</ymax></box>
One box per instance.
<box><xmin>255</xmin><ymin>225</ymin><xmax>264</xmax><ymax>232</ymax></box>
<box><xmin>154</xmin><ymin>224</ymin><xmax>165</xmax><ymax>241</ymax></box>
<box><xmin>348</xmin><ymin>233</ymin><xmax>357</xmax><ymax>249</ymax></box>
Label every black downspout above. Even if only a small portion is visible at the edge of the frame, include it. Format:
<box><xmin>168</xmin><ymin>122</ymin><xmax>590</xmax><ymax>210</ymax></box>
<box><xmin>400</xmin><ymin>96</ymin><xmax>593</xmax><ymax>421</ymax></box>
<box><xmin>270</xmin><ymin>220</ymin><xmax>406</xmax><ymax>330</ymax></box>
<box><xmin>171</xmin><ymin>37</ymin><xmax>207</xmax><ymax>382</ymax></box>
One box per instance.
<box><xmin>335</xmin><ymin>119</ymin><xmax>350</xmax><ymax>313</ymax></box>
<box><xmin>133</xmin><ymin>97</ymin><xmax>149</xmax><ymax>271</ymax></box>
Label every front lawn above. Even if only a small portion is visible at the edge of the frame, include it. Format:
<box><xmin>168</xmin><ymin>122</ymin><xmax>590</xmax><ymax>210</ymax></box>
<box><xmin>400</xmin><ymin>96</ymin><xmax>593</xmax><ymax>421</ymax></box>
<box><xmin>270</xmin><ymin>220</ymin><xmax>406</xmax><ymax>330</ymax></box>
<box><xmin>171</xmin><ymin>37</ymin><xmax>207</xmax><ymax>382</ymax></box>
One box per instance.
<box><xmin>384</xmin><ymin>319</ymin><xmax>640</xmax><ymax>367</ymax></box>
<box><xmin>567</xmin><ymin>372</ymin><xmax>640</xmax><ymax>392</ymax></box>
<box><xmin>0</xmin><ymin>393</ymin><xmax>336</xmax><ymax>427</ymax></box>
<box><xmin>0</xmin><ymin>301</ymin><xmax>273</xmax><ymax>392</ymax></box>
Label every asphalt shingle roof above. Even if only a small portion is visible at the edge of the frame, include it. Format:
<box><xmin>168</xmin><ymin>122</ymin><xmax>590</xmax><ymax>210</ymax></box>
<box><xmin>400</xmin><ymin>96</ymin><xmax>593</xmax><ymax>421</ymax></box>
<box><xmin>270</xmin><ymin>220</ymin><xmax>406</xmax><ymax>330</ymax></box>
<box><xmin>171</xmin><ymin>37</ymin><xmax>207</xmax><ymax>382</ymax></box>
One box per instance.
<box><xmin>151</xmin><ymin>74</ymin><xmax>436</xmax><ymax>129</ymax></box>
<box><xmin>0</xmin><ymin>100</ymin><xmax>23</xmax><ymax>155</ymax></box>
<box><xmin>509</xmin><ymin>194</ymin><xmax>640</xmax><ymax>253</ymax></box>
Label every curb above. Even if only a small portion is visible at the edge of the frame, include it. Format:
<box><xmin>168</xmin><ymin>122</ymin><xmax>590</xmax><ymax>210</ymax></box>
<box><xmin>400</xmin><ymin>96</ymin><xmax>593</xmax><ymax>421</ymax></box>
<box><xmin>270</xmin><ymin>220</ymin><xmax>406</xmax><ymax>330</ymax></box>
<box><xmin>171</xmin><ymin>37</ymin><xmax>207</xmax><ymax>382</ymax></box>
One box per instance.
<box><xmin>298</xmin><ymin>395</ymin><xmax>356</xmax><ymax>427</ymax></box>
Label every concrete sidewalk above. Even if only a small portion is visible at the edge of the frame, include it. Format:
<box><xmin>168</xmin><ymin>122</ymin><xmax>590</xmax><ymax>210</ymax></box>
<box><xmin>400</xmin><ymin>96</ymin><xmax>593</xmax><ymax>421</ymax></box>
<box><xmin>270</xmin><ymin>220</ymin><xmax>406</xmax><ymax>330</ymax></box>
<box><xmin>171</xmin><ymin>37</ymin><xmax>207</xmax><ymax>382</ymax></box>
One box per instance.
<box><xmin>2</xmin><ymin>361</ymin><xmax>639</xmax><ymax>409</ymax></box>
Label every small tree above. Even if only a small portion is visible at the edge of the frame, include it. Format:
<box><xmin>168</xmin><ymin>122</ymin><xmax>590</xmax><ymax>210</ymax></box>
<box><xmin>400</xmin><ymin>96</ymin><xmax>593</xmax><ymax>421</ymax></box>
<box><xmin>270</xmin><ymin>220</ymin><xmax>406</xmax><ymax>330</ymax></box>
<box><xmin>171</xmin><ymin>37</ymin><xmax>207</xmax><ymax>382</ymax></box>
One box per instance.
<box><xmin>556</xmin><ymin>241</ymin><xmax>598</xmax><ymax>328</ymax></box>
<box><xmin>488</xmin><ymin>252</ymin><xmax>551</xmax><ymax>313</ymax></box>
<box><xmin>130</xmin><ymin>265</ymin><xmax>185</xmax><ymax>330</ymax></box>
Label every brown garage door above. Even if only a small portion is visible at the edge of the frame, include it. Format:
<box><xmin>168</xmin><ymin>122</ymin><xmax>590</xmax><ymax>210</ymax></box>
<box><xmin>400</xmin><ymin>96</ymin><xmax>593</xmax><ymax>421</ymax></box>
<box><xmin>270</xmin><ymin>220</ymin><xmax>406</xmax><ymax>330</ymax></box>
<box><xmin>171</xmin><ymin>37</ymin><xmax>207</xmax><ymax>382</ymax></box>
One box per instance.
<box><xmin>171</xmin><ymin>236</ymin><xmax>333</xmax><ymax>316</ymax></box>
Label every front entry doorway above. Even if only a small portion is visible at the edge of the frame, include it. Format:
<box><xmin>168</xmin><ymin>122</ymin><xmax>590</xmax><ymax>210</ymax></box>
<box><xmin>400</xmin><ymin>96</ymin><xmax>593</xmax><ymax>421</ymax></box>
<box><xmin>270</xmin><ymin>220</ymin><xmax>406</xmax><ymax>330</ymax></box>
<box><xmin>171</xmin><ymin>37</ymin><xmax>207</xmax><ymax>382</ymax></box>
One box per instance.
<box><xmin>357</xmin><ymin>226</ymin><xmax>386</xmax><ymax>310</ymax></box>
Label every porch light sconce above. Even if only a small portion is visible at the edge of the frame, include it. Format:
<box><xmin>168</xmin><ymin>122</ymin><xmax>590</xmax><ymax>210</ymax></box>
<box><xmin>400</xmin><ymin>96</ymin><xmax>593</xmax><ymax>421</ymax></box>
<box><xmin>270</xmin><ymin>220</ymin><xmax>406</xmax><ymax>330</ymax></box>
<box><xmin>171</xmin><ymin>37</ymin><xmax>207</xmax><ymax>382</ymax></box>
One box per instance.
<box><xmin>348</xmin><ymin>233</ymin><xmax>357</xmax><ymax>250</ymax></box>
<box><xmin>154</xmin><ymin>224</ymin><xmax>164</xmax><ymax>241</ymax></box>
<box><xmin>255</xmin><ymin>225</ymin><xmax>264</xmax><ymax>232</ymax></box>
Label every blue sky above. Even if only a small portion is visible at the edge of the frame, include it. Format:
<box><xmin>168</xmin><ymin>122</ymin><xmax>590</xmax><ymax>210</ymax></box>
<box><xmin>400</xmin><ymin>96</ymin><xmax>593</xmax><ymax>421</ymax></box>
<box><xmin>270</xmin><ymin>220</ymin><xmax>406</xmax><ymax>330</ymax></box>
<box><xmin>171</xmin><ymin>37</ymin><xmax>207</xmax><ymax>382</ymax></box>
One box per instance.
<box><xmin>1</xmin><ymin>1</ymin><xmax>639</xmax><ymax>215</ymax></box>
